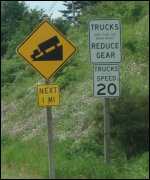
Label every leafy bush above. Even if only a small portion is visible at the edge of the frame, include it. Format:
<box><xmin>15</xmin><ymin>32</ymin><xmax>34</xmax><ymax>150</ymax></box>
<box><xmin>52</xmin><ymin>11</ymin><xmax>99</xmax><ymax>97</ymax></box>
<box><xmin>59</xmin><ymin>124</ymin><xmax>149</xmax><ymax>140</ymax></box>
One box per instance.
<box><xmin>1</xmin><ymin>55</ymin><xmax>26</xmax><ymax>86</ymax></box>
<box><xmin>1</xmin><ymin>1</ymin><xmax>149</xmax><ymax>178</ymax></box>
<box><xmin>110</xmin><ymin>61</ymin><xmax>149</xmax><ymax>158</ymax></box>
<box><xmin>56</xmin><ymin>66</ymin><xmax>78</xmax><ymax>89</ymax></box>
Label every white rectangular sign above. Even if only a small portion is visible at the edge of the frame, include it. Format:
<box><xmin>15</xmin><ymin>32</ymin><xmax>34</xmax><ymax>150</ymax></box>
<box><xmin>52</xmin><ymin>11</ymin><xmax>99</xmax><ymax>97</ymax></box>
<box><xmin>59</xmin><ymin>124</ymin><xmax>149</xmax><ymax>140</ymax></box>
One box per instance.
<box><xmin>89</xmin><ymin>19</ymin><xmax>122</xmax><ymax>63</ymax></box>
<box><xmin>93</xmin><ymin>64</ymin><xmax>120</xmax><ymax>97</ymax></box>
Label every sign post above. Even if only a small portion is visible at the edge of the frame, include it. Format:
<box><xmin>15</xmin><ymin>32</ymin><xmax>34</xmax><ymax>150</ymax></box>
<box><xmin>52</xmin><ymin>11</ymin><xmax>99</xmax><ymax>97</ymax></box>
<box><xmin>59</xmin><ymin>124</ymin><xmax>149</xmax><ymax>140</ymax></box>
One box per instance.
<box><xmin>89</xmin><ymin>19</ymin><xmax>122</xmax><ymax>163</ymax></box>
<box><xmin>104</xmin><ymin>98</ymin><xmax>110</xmax><ymax>163</ymax></box>
<box><xmin>16</xmin><ymin>20</ymin><xmax>76</xmax><ymax>179</ymax></box>
<box><xmin>45</xmin><ymin>79</ymin><xmax>56</xmax><ymax>179</ymax></box>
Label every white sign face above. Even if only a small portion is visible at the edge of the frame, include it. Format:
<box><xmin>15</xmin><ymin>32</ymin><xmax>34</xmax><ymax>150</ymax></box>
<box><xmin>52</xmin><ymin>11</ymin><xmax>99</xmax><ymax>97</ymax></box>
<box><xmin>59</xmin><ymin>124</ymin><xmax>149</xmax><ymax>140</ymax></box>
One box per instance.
<box><xmin>93</xmin><ymin>64</ymin><xmax>120</xmax><ymax>97</ymax></box>
<box><xmin>89</xmin><ymin>19</ymin><xmax>121</xmax><ymax>63</ymax></box>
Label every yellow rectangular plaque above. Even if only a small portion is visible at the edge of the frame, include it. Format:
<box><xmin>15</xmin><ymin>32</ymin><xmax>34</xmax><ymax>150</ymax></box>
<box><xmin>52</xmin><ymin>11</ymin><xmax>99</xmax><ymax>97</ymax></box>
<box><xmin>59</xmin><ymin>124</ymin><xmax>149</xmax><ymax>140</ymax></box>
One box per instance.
<box><xmin>37</xmin><ymin>84</ymin><xmax>60</xmax><ymax>107</ymax></box>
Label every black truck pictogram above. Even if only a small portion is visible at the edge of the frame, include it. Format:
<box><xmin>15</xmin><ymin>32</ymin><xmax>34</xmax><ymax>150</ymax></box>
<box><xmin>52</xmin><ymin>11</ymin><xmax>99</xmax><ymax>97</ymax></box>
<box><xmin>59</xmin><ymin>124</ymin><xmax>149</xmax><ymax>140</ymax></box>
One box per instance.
<box><xmin>31</xmin><ymin>36</ymin><xmax>63</xmax><ymax>61</ymax></box>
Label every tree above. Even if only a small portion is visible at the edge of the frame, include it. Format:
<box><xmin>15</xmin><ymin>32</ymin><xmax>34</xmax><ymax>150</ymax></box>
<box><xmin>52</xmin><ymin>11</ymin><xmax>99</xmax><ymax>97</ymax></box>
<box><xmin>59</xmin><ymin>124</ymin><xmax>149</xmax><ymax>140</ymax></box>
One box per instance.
<box><xmin>1</xmin><ymin>1</ymin><xmax>28</xmax><ymax>57</ymax></box>
<box><xmin>5</xmin><ymin>8</ymin><xmax>50</xmax><ymax>59</ymax></box>
<box><xmin>59</xmin><ymin>1</ymin><xmax>100</xmax><ymax>23</ymax></box>
<box><xmin>1</xmin><ymin>1</ymin><xmax>50</xmax><ymax>59</ymax></box>
<box><xmin>52</xmin><ymin>17</ymin><xmax>70</xmax><ymax>35</ymax></box>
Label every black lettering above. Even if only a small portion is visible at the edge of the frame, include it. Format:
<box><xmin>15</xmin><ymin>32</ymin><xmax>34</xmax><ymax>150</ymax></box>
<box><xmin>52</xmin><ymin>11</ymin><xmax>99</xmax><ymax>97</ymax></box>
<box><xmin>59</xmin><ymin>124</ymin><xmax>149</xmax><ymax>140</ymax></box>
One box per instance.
<box><xmin>101</xmin><ymin>52</ymin><xmax>105</xmax><ymax>58</ymax></box>
<box><xmin>96</xmin><ymin>52</ymin><xmax>116</xmax><ymax>58</ymax></box>
<box><xmin>115</xmin><ymin>24</ymin><xmax>119</xmax><ymax>30</ymax></box>
<box><xmin>114</xmin><ymin>65</ymin><xmax>118</xmax><ymax>71</ymax></box>
<box><xmin>111</xmin><ymin>43</ymin><xmax>114</xmax><ymax>49</ymax></box>
<box><xmin>108</xmin><ymin>83</ymin><xmax>116</xmax><ymax>95</ymax></box>
<box><xmin>106</xmin><ymin>52</ymin><xmax>110</xmax><ymax>58</ymax></box>
<box><xmin>44</xmin><ymin>88</ymin><xmax>48</xmax><ymax>94</ymax></box>
<box><xmin>49</xmin><ymin>88</ymin><xmax>53</xmax><ymax>93</ymax></box>
<box><xmin>98</xmin><ymin>67</ymin><xmax>102</xmax><ymax>71</ymax></box>
<box><xmin>48</xmin><ymin>97</ymin><xmax>53</xmax><ymax>102</ymax></box>
<box><xmin>108</xmin><ymin>76</ymin><xmax>112</xmax><ymax>81</ymax></box>
<box><xmin>91</xmin><ymin>23</ymin><xmax>119</xmax><ymax>31</ymax></box>
<box><xmin>107</xmin><ymin>66</ymin><xmax>111</xmax><ymax>72</ymax></box>
<box><xmin>91</xmin><ymin>43</ymin><xmax>96</xmax><ymax>49</ymax></box>
<box><xmin>96</xmin><ymin>52</ymin><xmax>100</xmax><ymax>58</ymax></box>
<box><xmin>110</xmin><ymin>24</ymin><xmax>114</xmax><ymax>30</ymax></box>
<box><xmin>91</xmin><ymin>43</ymin><xmax>119</xmax><ymax>50</ymax></box>
<box><xmin>101</xmin><ymin>76</ymin><xmax>105</xmax><ymax>81</ymax></box>
<box><xmin>97</xmin><ymin>76</ymin><xmax>101</xmax><ymax>81</ymax></box>
<box><xmin>94</xmin><ymin>67</ymin><xmax>98</xmax><ymax>72</ymax></box>
<box><xmin>39</xmin><ymin>88</ymin><xmax>44</xmax><ymax>94</ymax></box>
<box><xmin>105</xmin><ymin>24</ymin><xmax>109</xmax><ymax>30</ymax></box>
<box><xmin>106</xmin><ymin>43</ymin><xmax>110</xmax><ymax>49</ymax></box>
<box><xmin>97</xmin><ymin>84</ymin><xmax>106</xmax><ymax>95</ymax></box>
<box><xmin>112</xmin><ymin>76</ymin><xmax>116</xmax><ymax>81</ymax></box>
<box><xmin>91</xmin><ymin>24</ymin><xmax>95</xmax><ymax>30</ymax></box>
<box><xmin>95</xmin><ymin>24</ymin><xmax>99</xmax><ymax>30</ymax></box>
<box><xmin>101</xmin><ymin>43</ymin><xmax>105</xmax><ymax>49</ymax></box>
<box><xmin>115</xmin><ymin>43</ymin><xmax>119</xmax><ymax>49</ymax></box>
<box><xmin>96</xmin><ymin>43</ymin><xmax>100</xmax><ymax>49</ymax></box>
<box><xmin>110</xmin><ymin>66</ymin><xmax>115</xmax><ymax>71</ymax></box>
<box><xmin>53</xmin><ymin>87</ymin><xmax>57</xmax><ymax>93</ymax></box>
<box><xmin>48</xmin><ymin>97</ymin><xmax>55</xmax><ymax>103</ymax></box>
<box><xmin>105</xmin><ymin>76</ymin><xmax>109</xmax><ymax>81</ymax></box>
<box><xmin>100</xmin><ymin>24</ymin><xmax>104</xmax><ymax>30</ymax></box>
<box><xmin>111</xmin><ymin>52</ymin><xmax>115</xmax><ymax>58</ymax></box>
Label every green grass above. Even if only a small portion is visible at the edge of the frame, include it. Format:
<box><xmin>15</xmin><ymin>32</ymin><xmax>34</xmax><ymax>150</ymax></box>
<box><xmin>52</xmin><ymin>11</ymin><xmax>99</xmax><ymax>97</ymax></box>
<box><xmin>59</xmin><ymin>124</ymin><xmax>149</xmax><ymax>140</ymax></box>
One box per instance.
<box><xmin>1</xmin><ymin>1</ymin><xmax>149</xmax><ymax>179</ymax></box>
<box><xmin>1</xmin><ymin>133</ymin><xmax>149</xmax><ymax>179</ymax></box>
<box><xmin>1</xmin><ymin>133</ymin><xmax>49</xmax><ymax>179</ymax></box>
<box><xmin>1</xmin><ymin>73</ymin><xmax>40</xmax><ymax>105</ymax></box>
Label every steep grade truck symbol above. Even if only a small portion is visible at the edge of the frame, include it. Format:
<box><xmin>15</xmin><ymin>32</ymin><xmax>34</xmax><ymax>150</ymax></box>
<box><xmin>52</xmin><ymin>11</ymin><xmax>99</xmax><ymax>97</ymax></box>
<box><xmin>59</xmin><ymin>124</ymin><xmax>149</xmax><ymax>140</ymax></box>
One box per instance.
<box><xmin>31</xmin><ymin>36</ymin><xmax>63</xmax><ymax>61</ymax></box>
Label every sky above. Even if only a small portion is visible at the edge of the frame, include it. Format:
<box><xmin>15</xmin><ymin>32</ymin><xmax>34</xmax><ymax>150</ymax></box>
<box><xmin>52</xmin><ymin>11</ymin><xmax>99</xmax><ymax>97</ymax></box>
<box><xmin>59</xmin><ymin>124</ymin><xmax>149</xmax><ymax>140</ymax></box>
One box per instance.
<box><xmin>25</xmin><ymin>1</ymin><xmax>67</xmax><ymax>19</ymax></box>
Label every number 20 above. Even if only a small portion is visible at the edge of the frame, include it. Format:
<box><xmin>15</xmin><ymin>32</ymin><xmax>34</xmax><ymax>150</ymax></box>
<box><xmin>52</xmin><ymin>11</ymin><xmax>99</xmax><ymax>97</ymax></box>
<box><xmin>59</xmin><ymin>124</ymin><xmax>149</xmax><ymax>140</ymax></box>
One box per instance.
<box><xmin>97</xmin><ymin>83</ymin><xmax>116</xmax><ymax>95</ymax></box>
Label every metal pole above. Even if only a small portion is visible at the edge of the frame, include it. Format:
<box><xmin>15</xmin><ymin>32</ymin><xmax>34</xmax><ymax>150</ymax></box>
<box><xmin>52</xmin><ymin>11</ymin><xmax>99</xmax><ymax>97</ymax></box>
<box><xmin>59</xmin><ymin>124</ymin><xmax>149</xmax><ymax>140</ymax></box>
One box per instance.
<box><xmin>72</xmin><ymin>1</ymin><xmax>75</xmax><ymax>26</ymax></box>
<box><xmin>45</xmin><ymin>79</ymin><xmax>56</xmax><ymax>179</ymax></box>
<box><xmin>104</xmin><ymin>98</ymin><xmax>110</xmax><ymax>163</ymax></box>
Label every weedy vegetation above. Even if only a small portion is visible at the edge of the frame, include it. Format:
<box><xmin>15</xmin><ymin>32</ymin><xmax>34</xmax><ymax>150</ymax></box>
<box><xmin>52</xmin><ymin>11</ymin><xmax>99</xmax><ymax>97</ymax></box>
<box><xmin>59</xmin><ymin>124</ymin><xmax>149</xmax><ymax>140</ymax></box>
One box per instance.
<box><xmin>1</xmin><ymin>1</ymin><xmax>149</xmax><ymax>179</ymax></box>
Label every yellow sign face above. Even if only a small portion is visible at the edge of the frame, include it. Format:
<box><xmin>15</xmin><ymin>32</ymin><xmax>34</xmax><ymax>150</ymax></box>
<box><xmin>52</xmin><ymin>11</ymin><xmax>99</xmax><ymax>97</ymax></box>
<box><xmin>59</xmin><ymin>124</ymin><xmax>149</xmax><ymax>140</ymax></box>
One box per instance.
<box><xmin>16</xmin><ymin>20</ymin><xmax>76</xmax><ymax>79</ymax></box>
<box><xmin>37</xmin><ymin>84</ymin><xmax>60</xmax><ymax>107</ymax></box>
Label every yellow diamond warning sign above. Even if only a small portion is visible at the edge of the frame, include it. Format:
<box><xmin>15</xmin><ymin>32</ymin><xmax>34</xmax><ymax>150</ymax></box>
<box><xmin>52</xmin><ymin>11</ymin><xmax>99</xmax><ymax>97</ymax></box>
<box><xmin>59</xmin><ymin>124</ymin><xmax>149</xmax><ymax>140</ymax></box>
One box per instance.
<box><xmin>37</xmin><ymin>84</ymin><xmax>60</xmax><ymax>107</ymax></box>
<box><xmin>16</xmin><ymin>20</ymin><xmax>76</xmax><ymax>79</ymax></box>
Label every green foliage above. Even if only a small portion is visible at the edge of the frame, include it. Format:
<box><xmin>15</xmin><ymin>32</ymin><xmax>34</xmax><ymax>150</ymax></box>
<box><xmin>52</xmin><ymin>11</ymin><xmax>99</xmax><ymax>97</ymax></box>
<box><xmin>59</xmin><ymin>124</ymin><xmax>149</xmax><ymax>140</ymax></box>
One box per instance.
<box><xmin>1</xmin><ymin>1</ymin><xmax>28</xmax><ymax>56</ymax></box>
<box><xmin>122</xmin><ymin>15</ymin><xmax>149</xmax><ymax>63</ymax></box>
<box><xmin>1</xmin><ymin>1</ymin><xmax>50</xmax><ymax>59</ymax></box>
<box><xmin>1</xmin><ymin>54</ymin><xmax>36</xmax><ymax>87</ymax></box>
<box><xmin>1</xmin><ymin>133</ymin><xmax>15</xmax><ymax>148</ymax></box>
<box><xmin>1</xmin><ymin>133</ymin><xmax>149</xmax><ymax>179</ymax></box>
<box><xmin>1</xmin><ymin>134</ymin><xmax>48</xmax><ymax>178</ymax></box>
<box><xmin>1</xmin><ymin>1</ymin><xmax>149</xmax><ymax>179</ymax></box>
<box><xmin>56</xmin><ymin>66</ymin><xmax>78</xmax><ymax>89</ymax></box>
<box><xmin>52</xmin><ymin>17</ymin><xmax>70</xmax><ymax>35</ymax></box>
<box><xmin>1</xmin><ymin>55</ymin><xmax>39</xmax><ymax>103</ymax></box>
<box><xmin>126</xmin><ymin>152</ymin><xmax>149</xmax><ymax>179</ymax></box>
<box><xmin>72</xmin><ymin>1</ymin><xmax>149</xmax><ymax>158</ymax></box>
<box><xmin>60</xmin><ymin>1</ymin><xmax>100</xmax><ymax>24</ymax></box>
<box><xmin>110</xmin><ymin>60</ymin><xmax>149</xmax><ymax>158</ymax></box>
<box><xmin>5</xmin><ymin>8</ymin><xmax>49</xmax><ymax>59</ymax></box>
<box><xmin>1</xmin><ymin>55</ymin><xmax>25</xmax><ymax>86</ymax></box>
